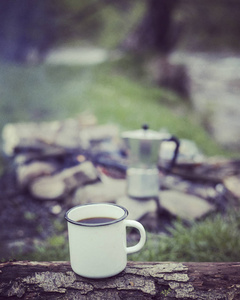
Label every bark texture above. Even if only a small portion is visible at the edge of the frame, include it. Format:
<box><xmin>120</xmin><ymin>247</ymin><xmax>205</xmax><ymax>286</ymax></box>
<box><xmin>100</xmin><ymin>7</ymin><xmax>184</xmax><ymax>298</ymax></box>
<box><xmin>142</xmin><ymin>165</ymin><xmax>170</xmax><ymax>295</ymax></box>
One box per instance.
<box><xmin>0</xmin><ymin>261</ymin><xmax>240</xmax><ymax>299</ymax></box>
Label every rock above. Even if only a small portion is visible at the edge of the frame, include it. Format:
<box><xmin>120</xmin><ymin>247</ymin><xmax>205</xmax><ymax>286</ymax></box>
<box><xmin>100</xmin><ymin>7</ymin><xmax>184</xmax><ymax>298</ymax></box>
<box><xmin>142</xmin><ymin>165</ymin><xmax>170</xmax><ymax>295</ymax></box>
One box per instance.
<box><xmin>29</xmin><ymin>161</ymin><xmax>98</xmax><ymax>200</ymax></box>
<box><xmin>1</xmin><ymin>117</ymin><xmax>120</xmax><ymax>156</ymax></box>
<box><xmin>224</xmin><ymin>175</ymin><xmax>240</xmax><ymax>200</ymax></box>
<box><xmin>170</xmin><ymin>52</ymin><xmax>240</xmax><ymax>150</ymax></box>
<box><xmin>72</xmin><ymin>178</ymin><xmax>126</xmax><ymax>205</ymax></box>
<box><xmin>72</xmin><ymin>172</ymin><xmax>159</xmax><ymax>224</ymax></box>
<box><xmin>59</xmin><ymin>161</ymin><xmax>98</xmax><ymax>190</ymax></box>
<box><xmin>116</xmin><ymin>196</ymin><xmax>158</xmax><ymax>221</ymax></box>
<box><xmin>16</xmin><ymin>161</ymin><xmax>58</xmax><ymax>188</ymax></box>
<box><xmin>159</xmin><ymin>190</ymin><xmax>215</xmax><ymax>221</ymax></box>
<box><xmin>29</xmin><ymin>176</ymin><xmax>67</xmax><ymax>201</ymax></box>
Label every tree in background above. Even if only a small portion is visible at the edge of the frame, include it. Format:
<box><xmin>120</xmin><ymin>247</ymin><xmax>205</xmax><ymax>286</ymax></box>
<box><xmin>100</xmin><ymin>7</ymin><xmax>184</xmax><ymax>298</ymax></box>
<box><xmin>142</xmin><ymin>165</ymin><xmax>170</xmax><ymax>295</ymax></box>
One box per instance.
<box><xmin>121</xmin><ymin>0</ymin><xmax>189</xmax><ymax>98</ymax></box>
<box><xmin>0</xmin><ymin>0</ymin><xmax>112</xmax><ymax>63</ymax></box>
<box><xmin>122</xmin><ymin>0</ymin><xmax>180</xmax><ymax>54</ymax></box>
<box><xmin>0</xmin><ymin>0</ymin><xmax>179</xmax><ymax>63</ymax></box>
<box><xmin>1</xmin><ymin>0</ymin><xmax>240</xmax><ymax>64</ymax></box>
<box><xmin>0</xmin><ymin>1</ymin><xmax>58</xmax><ymax>63</ymax></box>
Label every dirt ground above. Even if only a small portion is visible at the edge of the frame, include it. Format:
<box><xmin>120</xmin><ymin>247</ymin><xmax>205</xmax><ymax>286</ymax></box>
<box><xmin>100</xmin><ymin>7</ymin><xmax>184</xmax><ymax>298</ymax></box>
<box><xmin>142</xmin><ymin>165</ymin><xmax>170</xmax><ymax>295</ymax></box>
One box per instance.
<box><xmin>0</xmin><ymin>166</ymin><xmax>174</xmax><ymax>261</ymax></box>
<box><xmin>0</xmin><ymin>169</ymin><xmax>68</xmax><ymax>260</ymax></box>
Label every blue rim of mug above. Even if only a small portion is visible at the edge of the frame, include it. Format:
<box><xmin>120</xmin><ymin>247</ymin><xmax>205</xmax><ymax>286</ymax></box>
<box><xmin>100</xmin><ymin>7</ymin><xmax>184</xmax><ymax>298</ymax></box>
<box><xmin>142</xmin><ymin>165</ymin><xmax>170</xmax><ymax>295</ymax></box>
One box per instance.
<box><xmin>65</xmin><ymin>203</ymin><xmax>129</xmax><ymax>227</ymax></box>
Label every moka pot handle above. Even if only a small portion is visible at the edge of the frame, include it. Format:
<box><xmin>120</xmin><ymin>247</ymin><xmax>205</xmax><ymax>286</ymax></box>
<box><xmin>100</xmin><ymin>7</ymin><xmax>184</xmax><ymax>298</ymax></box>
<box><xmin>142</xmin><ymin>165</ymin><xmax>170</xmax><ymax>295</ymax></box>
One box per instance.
<box><xmin>161</xmin><ymin>136</ymin><xmax>180</xmax><ymax>172</ymax></box>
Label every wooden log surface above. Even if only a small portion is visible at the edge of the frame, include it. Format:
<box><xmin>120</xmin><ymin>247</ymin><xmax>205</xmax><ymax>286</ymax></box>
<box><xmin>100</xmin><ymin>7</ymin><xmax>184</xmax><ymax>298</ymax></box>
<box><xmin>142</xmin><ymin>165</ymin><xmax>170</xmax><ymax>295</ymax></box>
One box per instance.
<box><xmin>0</xmin><ymin>261</ymin><xmax>240</xmax><ymax>299</ymax></box>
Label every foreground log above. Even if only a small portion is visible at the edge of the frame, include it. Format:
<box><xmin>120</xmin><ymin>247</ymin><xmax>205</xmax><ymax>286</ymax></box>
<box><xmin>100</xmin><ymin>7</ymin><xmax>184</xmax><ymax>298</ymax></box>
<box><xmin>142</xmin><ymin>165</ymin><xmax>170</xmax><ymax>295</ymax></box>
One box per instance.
<box><xmin>0</xmin><ymin>261</ymin><xmax>240</xmax><ymax>299</ymax></box>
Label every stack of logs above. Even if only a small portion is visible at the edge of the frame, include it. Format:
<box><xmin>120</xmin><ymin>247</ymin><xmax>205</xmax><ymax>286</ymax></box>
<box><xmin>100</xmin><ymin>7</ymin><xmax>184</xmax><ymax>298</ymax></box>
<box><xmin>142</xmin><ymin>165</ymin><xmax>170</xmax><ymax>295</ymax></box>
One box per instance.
<box><xmin>1</xmin><ymin>114</ymin><xmax>240</xmax><ymax>216</ymax></box>
<box><xmin>2</xmin><ymin>115</ymin><xmax>123</xmax><ymax>201</ymax></box>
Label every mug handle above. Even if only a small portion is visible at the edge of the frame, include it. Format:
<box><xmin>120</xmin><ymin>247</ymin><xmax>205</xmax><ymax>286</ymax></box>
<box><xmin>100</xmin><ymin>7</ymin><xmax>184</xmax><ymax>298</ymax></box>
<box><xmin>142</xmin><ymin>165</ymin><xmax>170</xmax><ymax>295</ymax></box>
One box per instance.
<box><xmin>162</xmin><ymin>136</ymin><xmax>180</xmax><ymax>172</ymax></box>
<box><xmin>124</xmin><ymin>220</ymin><xmax>146</xmax><ymax>254</ymax></box>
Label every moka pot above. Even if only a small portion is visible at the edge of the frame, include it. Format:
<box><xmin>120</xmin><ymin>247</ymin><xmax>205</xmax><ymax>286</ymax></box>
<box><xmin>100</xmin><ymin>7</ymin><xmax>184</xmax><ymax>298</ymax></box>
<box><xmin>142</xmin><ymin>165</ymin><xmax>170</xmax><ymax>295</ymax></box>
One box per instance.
<box><xmin>122</xmin><ymin>125</ymin><xmax>179</xmax><ymax>199</ymax></box>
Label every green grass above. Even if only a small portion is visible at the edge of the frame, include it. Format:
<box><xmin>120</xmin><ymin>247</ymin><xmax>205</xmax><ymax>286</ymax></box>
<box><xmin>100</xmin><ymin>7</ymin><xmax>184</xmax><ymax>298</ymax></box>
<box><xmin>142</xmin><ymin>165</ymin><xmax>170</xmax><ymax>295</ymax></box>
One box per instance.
<box><xmin>12</xmin><ymin>235</ymin><xmax>69</xmax><ymax>262</ymax></box>
<box><xmin>130</xmin><ymin>209</ymin><xmax>240</xmax><ymax>262</ymax></box>
<box><xmin>12</xmin><ymin>209</ymin><xmax>240</xmax><ymax>262</ymax></box>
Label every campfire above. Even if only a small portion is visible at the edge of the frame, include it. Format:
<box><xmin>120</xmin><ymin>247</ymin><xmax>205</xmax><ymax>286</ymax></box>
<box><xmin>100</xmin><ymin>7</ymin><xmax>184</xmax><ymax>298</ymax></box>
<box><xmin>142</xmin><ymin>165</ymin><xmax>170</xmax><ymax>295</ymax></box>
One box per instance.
<box><xmin>1</xmin><ymin>113</ymin><xmax>240</xmax><ymax>229</ymax></box>
<box><xmin>2</xmin><ymin>116</ymin><xmax>125</xmax><ymax>199</ymax></box>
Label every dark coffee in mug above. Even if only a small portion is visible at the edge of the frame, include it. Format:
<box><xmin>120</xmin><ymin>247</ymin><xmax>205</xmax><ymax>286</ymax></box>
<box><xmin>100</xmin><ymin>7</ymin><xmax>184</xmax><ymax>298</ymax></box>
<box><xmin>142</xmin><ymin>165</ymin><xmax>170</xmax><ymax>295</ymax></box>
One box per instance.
<box><xmin>77</xmin><ymin>217</ymin><xmax>116</xmax><ymax>224</ymax></box>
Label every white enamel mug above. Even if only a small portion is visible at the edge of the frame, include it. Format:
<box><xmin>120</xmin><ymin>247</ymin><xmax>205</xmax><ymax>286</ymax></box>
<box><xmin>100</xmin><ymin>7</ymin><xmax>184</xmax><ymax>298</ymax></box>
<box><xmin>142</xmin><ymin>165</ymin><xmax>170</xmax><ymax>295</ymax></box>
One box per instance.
<box><xmin>65</xmin><ymin>203</ymin><xmax>146</xmax><ymax>278</ymax></box>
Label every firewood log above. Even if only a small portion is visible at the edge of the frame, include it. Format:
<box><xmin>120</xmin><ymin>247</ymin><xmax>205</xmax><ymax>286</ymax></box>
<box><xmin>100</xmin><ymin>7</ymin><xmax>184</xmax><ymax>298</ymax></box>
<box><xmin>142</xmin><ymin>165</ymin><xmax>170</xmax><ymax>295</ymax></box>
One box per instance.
<box><xmin>0</xmin><ymin>261</ymin><xmax>240</xmax><ymax>299</ymax></box>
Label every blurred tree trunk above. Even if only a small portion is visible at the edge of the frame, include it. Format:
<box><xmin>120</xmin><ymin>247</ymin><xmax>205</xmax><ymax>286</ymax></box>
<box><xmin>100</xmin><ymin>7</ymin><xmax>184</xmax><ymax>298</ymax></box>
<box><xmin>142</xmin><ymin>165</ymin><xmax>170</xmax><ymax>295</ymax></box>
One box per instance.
<box><xmin>0</xmin><ymin>0</ymin><xmax>57</xmax><ymax>63</ymax></box>
<box><xmin>122</xmin><ymin>0</ymin><xmax>189</xmax><ymax>98</ymax></box>
<box><xmin>122</xmin><ymin>0</ymin><xmax>180</xmax><ymax>54</ymax></box>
